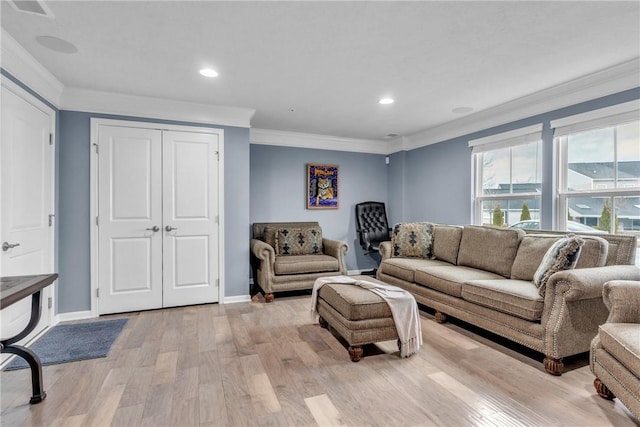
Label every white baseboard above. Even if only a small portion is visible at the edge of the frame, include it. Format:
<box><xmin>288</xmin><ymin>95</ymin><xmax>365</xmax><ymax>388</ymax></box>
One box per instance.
<box><xmin>223</xmin><ymin>295</ymin><xmax>251</xmax><ymax>304</ymax></box>
<box><xmin>55</xmin><ymin>310</ymin><xmax>94</xmax><ymax>323</ymax></box>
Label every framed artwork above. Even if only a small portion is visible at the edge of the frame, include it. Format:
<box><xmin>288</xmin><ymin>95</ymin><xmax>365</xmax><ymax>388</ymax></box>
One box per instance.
<box><xmin>307</xmin><ymin>163</ymin><xmax>339</xmax><ymax>209</ymax></box>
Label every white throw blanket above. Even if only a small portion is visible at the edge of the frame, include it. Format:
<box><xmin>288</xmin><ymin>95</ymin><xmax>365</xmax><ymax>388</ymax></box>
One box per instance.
<box><xmin>310</xmin><ymin>276</ymin><xmax>422</xmax><ymax>358</ymax></box>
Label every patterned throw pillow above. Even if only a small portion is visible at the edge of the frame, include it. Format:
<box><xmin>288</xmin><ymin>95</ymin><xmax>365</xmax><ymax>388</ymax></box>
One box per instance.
<box><xmin>533</xmin><ymin>235</ymin><xmax>585</xmax><ymax>297</ymax></box>
<box><xmin>275</xmin><ymin>227</ymin><xmax>323</xmax><ymax>256</ymax></box>
<box><xmin>391</xmin><ymin>222</ymin><xmax>434</xmax><ymax>259</ymax></box>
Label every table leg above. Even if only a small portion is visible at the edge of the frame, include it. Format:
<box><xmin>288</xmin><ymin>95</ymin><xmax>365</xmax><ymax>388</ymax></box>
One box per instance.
<box><xmin>1</xmin><ymin>291</ymin><xmax>47</xmax><ymax>404</ymax></box>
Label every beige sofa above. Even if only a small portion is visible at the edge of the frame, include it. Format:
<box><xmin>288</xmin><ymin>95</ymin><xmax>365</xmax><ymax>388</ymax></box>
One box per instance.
<box><xmin>377</xmin><ymin>224</ymin><xmax>640</xmax><ymax>375</ymax></box>
<box><xmin>590</xmin><ymin>280</ymin><xmax>640</xmax><ymax>419</ymax></box>
<box><xmin>251</xmin><ymin>222</ymin><xmax>348</xmax><ymax>302</ymax></box>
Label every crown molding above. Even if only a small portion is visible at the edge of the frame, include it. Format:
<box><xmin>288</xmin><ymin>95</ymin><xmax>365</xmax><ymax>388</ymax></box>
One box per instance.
<box><xmin>1</xmin><ymin>28</ymin><xmax>64</xmax><ymax>106</ymax></box>
<box><xmin>250</xmin><ymin>128</ymin><xmax>396</xmax><ymax>155</ymax></box>
<box><xmin>61</xmin><ymin>87</ymin><xmax>255</xmax><ymax>128</ymax></box>
<box><xmin>403</xmin><ymin>58</ymin><xmax>640</xmax><ymax>151</ymax></box>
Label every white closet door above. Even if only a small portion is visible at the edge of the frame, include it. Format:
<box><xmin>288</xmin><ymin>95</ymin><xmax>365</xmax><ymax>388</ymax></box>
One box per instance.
<box><xmin>0</xmin><ymin>85</ymin><xmax>53</xmax><ymax>344</ymax></box>
<box><xmin>162</xmin><ymin>131</ymin><xmax>219</xmax><ymax>306</ymax></box>
<box><xmin>97</xmin><ymin>126</ymin><xmax>163</xmax><ymax>314</ymax></box>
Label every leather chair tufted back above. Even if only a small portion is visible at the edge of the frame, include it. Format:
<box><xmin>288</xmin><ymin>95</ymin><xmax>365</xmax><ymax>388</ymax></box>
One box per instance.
<box><xmin>355</xmin><ymin>201</ymin><xmax>391</xmax><ymax>252</ymax></box>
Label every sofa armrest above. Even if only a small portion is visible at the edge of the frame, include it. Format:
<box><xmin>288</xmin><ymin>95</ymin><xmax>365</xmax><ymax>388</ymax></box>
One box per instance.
<box><xmin>323</xmin><ymin>238</ymin><xmax>349</xmax><ymax>274</ymax></box>
<box><xmin>541</xmin><ymin>265</ymin><xmax>640</xmax><ymax>359</ymax></box>
<box><xmin>603</xmin><ymin>280</ymin><xmax>640</xmax><ymax>324</ymax></box>
<box><xmin>251</xmin><ymin>238</ymin><xmax>275</xmax><ymax>267</ymax></box>
<box><xmin>545</xmin><ymin>265</ymin><xmax>640</xmax><ymax>303</ymax></box>
<box><xmin>379</xmin><ymin>241</ymin><xmax>392</xmax><ymax>261</ymax></box>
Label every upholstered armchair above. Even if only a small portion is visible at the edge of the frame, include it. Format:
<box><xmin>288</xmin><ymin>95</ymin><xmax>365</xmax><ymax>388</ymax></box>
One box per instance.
<box><xmin>250</xmin><ymin>222</ymin><xmax>348</xmax><ymax>302</ymax></box>
<box><xmin>590</xmin><ymin>280</ymin><xmax>640</xmax><ymax>419</ymax></box>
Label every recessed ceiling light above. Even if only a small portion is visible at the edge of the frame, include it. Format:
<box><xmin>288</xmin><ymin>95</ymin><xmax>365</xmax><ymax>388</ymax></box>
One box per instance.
<box><xmin>452</xmin><ymin>106</ymin><xmax>474</xmax><ymax>114</ymax></box>
<box><xmin>379</xmin><ymin>98</ymin><xmax>394</xmax><ymax>105</ymax></box>
<box><xmin>199</xmin><ymin>68</ymin><xmax>218</xmax><ymax>78</ymax></box>
<box><xmin>36</xmin><ymin>36</ymin><xmax>78</xmax><ymax>54</ymax></box>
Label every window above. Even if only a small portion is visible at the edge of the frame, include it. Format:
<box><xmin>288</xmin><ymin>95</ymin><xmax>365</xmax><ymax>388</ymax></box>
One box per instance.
<box><xmin>470</xmin><ymin>124</ymin><xmax>543</xmax><ymax>228</ymax></box>
<box><xmin>553</xmin><ymin>101</ymin><xmax>640</xmax><ymax>265</ymax></box>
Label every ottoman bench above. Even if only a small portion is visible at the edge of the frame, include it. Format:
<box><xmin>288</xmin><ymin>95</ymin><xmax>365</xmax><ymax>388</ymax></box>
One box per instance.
<box><xmin>316</xmin><ymin>276</ymin><xmax>401</xmax><ymax>362</ymax></box>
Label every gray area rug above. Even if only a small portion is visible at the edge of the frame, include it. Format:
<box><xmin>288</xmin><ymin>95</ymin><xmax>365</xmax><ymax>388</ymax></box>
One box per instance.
<box><xmin>3</xmin><ymin>318</ymin><xmax>127</xmax><ymax>371</ymax></box>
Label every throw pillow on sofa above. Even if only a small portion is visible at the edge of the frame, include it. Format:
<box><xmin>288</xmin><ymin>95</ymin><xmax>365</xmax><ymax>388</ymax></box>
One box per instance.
<box><xmin>533</xmin><ymin>234</ymin><xmax>585</xmax><ymax>297</ymax></box>
<box><xmin>275</xmin><ymin>227</ymin><xmax>323</xmax><ymax>256</ymax></box>
<box><xmin>391</xmin><ymin>222</ymin><xmax>434</xmax><ymax>259</ymax></box>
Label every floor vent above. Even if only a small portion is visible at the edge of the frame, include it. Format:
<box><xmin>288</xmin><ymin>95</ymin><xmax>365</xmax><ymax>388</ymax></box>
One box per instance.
<box><xmin>8</xmin><ymin>1</ymin><xmax>55</xmax><ymax>19</ymax></box>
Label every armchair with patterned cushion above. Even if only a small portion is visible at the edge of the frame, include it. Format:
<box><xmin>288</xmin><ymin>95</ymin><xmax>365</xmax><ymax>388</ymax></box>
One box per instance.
<box><xmin>250</xmin><ymin>222</ymin><xmax>348</xmax><ymax>302</ymax></box>
<box><xmin>590</xmin><ymin>280</ymin><xmax>640</xmax><ymax>419</ymax></box>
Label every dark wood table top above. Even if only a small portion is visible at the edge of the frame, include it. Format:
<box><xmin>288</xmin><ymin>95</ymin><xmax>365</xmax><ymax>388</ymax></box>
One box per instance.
<box><xmin>0</xmin><ymin>274</ymin><xmax>58</xmax><ymax>310</ymax></box>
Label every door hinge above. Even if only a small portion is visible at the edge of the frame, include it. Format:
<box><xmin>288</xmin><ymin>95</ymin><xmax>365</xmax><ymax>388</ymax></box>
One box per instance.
<box><xmin>215</xmin><ymin>215</ymin><xmax>219</xmax><ymax>224</ymax></box>
<box><xmin>215</xmin><ymin>151</ymin><xmax>219</xmax><ymax>160</ymax></box>
<box><xmin>96</xmin><ymin>288</ymin><xmax>100</xmax><ymax>298</ymax></box>
<box><xmin>48</xmin><ymin>297</ymin><xmax>52</xmax><ymax>309</ymax></box>
<box><xmin>93</xmin><ymin>143</ymin><xmax>99</xmax><ymax>154</ymax></box>
<box><xmin>48</xmin><ymin>214</ymin><xmax>55</xmax><ymax>227</ymax></box>
<box><xmin>96</xmin><ymin>216</ymin><xmax>99</xmax><ymax>226</ymax></box>
<box><xmin>49</xmin><ymin>133</ymin><xmax>53</xmax><ymax>145</ymax></box>
<box><xmin>216</xmin><ymin>278</ymin><xmax>219</xmax><ymax>288</ymax></box>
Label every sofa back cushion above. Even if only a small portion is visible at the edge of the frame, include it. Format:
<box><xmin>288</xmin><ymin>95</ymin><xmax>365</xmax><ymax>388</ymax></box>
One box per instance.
<box><xmin>575</xmin><ymin>235</ymin><xmax>609</xmax><ymax>269</ymax></box>
<box><xmin>391</xmin><ymin>222</ymin><xmax>434</xmax><ymax>259</ymax></box>
<box><xmin>511</xmin><ymin>235</ymin><xmax>561</xmax><ymax>281</ymax></box>
<box><xmin>432</xmin><ymin>225</ymin><xmax>463</xmax><ymax>265</ymax></box>
<box><xmin>457</xmin><ymin>226</ymin><xmax>525</xmax><ymax>277</ymax></box>
<box><xmin>275</xmin><ymin>226</ymin><xmax>323</xmax><ymax>256</ymax></box>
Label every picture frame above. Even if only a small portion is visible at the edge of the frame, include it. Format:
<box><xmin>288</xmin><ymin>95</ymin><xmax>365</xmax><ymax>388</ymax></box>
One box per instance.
<box><xmin>307</xmin><ymin>163</ymin><xmax>339</xmax><ymax>209</ymax></box>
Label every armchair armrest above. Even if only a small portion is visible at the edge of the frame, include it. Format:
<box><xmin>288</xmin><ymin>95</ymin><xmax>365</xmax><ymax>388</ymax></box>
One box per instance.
<box><xmin>323</xmin><ymin>238</ymin><xmax>349</xmax><ymax>274</ymax></box>
<box><xmin>603</xmin><ymin>280</ymin><xmax>640</xmax><ymax>323</ymax></box>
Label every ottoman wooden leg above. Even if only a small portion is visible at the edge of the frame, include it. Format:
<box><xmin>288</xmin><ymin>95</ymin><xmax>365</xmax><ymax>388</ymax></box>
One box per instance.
<box><xmin>319</xmin><ymin>316</ymin><xmax>328</xmax><ymax>329</ymax></box>
<box><xmin>348</xmin><ymin>345</ymin><xmax>363</xmax><ymax>362</ymax></box>
<box><xmin>435</xmin><ymin>311</ymin><xmax>447</xmax><ymax>323</ymax></box>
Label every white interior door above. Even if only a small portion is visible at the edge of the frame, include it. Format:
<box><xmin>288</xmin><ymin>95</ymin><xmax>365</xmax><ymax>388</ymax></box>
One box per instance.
<box><xmin>0</xmin><ymin>84</ymin><xmax>54</xmax><ymax>349</ymax></box>
<box><xmin>96</xmin><ymin>124</ymin><xmax>220</xmax><ymax>314</ymax></box>
<box><xmin>162</xmin><ymin>131</ymin><xmax>219</xmax><ymax>306</ymax></box>
<box><xmin>97</xmin><ymin>126</ymin><xmax>163</xmax><ymax>314</ymax></box>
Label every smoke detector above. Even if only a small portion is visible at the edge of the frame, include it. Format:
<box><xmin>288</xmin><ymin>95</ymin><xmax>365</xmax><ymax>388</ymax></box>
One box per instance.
<box><xmin>8</xmin><ymin>1</ymin><xmax>55</xmax><ymax>19</ymax></box>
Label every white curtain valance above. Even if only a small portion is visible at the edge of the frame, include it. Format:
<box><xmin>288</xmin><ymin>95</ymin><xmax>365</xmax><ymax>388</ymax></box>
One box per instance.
<box><xmin>469</xmin><ymin>124</ymin><xmax>543</xmax><ymax>154</ymax></box>
<box><xmin>551</xmin><ymin>99</ymin><xmax>640</xmax><ymax>138</ymax></box>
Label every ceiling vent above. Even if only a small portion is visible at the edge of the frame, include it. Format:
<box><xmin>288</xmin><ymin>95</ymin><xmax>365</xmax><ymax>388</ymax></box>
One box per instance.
<box><xmin>8</xmin><ymin>1</ymin><xmax>55</xmax><ymax>19</ymax></box>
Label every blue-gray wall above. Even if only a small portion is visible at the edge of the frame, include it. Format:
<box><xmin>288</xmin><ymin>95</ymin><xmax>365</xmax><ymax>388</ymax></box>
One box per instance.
<box><xmin>250</xmin><ymin>145</ymin><xmax>388</xmax><ymax>271</ymax></box>
<box><xmin>392</xmin><ymin>87</ymin><xmax>640</xmax><ymax>229</ymax></box>
<box><xmin>58</xmin><ymin>111</ymin><xmax>250</xmax><ymax>313</ymax></box>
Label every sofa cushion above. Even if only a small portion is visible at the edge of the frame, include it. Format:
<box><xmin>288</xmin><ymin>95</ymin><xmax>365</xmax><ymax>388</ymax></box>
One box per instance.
<box><xmin>432</xmin><ymin>225</ymin><xmax>463</xmax><ymax>265</ymax></box>
<box><xmin>263</xmin><ymin>226</ymin><xmax>277</xmax><ymax>248</ymax></box>
<box><xmin>511</xmin><ymin>235</ymin><xmax>561</xmax><ymax>281</ymax></box>
<box><xmin>415</xmin><ymin>266</ymin><xmax>505</xmax><ymax>298</ymax></box>
<box><xmin>275</xmin><ymin>226</ymin><xmax>323</xmax><ymax>256</ymax></box>
<box><xmin>457</xmin><ymin>226</ymin><xmax>525</xmax><ymax>277</ymax></box>
<box><xmin>379</xmin><ymin>258</ymin><xmax>450</xmax><ymax>283</ymax></box>
<box><xmin>391</xmin><ymin>222</ymin><xmax>434</xmax><ymax>259</ymax></box>
<box><xmin>462</xmin><ymin>279</ymin><xmax>544</xmax><ymax>321</ymax></box>
<box><xmin>533</xmin><ymin>235</ymin><xmax>584</xmax><ymax>297</ymax></box>
<box><xmin>599</xmin><ymin>323</ymin><xmax>640</xmax><ymax>378</ymax></box>
<box><xmin>273</xmin><ymin>254</ymin><xmax>338</xmax><ymax>275</ymax></box>
<box><xmin>318</xmin><ymin>283</ymin><xmax>392</xmax><ymax>321</ymax></box>
<box><xmin>574</xmin><ymin>236</ymin><xmax>608</xmax><ymax>269</ymax></box>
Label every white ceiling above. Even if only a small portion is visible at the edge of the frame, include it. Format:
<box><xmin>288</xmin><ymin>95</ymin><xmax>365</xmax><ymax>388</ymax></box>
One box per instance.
<box><xmin>2</xmin><ymin>1</ymin><xmax>639</xmax><ymax>142</ymax></box>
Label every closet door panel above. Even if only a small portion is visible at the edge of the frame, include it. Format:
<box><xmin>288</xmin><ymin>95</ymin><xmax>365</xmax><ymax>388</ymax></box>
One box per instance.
<box><xmin>162</xmin><ymin>131</ymin><xmax>219</xmax><ymax>307</ymax></box>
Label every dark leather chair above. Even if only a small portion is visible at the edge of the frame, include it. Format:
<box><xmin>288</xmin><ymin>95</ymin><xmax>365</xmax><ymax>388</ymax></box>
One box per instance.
<box><xmin>355</xmin><ymin>201</ymin><xmax>391</xmax><ymax>253</ymax></box>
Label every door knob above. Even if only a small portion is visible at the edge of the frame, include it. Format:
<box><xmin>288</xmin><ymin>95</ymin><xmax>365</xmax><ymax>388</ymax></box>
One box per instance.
<box><xmin>165</xmin><ymin>226</ymin><xmax>178</xmax><ymax>232</ymax></box>
<box><xmin>146</xmin><ymin>226</ymin><xmax>160</xmax><ymax>232</ymax></box>
<box><xmin>2</xmin><ymin>242</ymin><xmax>20</xmax><ymax>252</ymax></box>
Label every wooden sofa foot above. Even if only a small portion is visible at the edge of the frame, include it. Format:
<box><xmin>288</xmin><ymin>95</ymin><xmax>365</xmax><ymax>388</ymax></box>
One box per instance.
<box><xmin>543</xmin><ymin>356</ymin><xmax>564</xmax><ymax>376</ymax></box>
<box><xmin>264</xmin><ymin>293</ymin><xmax>274</xmax><ymax>303</ymax></box>
<box><xmin>319</xmin><ymin>316</ymin><xmax>328</xmax><ymax>329</ymax></box>
<box><xmin>435</xmin><ymin>311</ymin><xmax>447</xmax><ymax>323</ymax></box>
<box><xmin>594</xmin><ymin>377</ymin><xmax>615</xmax><ymax>400</ymax></box>
<box><xmin>349</xmin><ymin>345</ymin><xmax>363</xmax><ymax>362</ymax></box>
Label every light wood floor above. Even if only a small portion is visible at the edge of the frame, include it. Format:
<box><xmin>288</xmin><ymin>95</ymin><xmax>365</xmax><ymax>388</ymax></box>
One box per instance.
<box><xmin>1</xmin><ymin>292</ymin><xmax>638</xmax><ymax>427</ymax></box>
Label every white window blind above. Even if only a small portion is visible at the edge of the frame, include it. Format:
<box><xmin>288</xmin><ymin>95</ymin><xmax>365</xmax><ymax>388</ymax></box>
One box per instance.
<box><xmin>551</xmin><ymin>99</ymin><xmax>640</xmax><ymax>137</ymax></box>
<box><xmin>468</xmin><ymin>124</ymin><xmax>543</xmax><ymax>154</ymax></box>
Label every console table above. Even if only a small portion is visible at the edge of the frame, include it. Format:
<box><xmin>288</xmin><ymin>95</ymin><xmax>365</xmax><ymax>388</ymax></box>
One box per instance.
<box><xmin>1</xmin><ymin>274</ymin><xmax>58</xmax><ymax>404</ymax></box>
